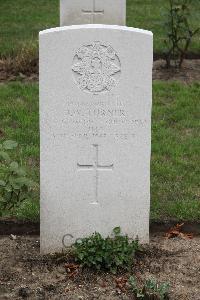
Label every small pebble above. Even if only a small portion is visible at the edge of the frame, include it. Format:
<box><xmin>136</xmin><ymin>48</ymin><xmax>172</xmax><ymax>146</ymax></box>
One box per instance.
<box><xmin>10</xmin><ymin>234</ymin><xmax>17</xmax><ymax>240</ymax></box>
<box><xmin>18</xmin><ymin>286</ymin><xmax>30</xmax><ymax>298</ymax></box>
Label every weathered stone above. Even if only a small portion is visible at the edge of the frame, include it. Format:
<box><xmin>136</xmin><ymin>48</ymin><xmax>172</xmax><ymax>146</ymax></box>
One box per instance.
<box><xmin>60</xmin><ymin>0</ymin><xmax>126</xmax><ymax>26</ymax></box>
<box><xmin>40</xmin><ymin>25</ymin><xmax>153</xmax><ymax>254</ymax></box>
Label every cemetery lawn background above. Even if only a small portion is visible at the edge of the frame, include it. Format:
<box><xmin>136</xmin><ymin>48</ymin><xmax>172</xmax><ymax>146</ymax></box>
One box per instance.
<box><xmin>0</xmin><ymin>2</ymin><xmax>200</xmax><ymax>300</ymax></box>
<box><xmin>0</xmin><ymin>81</ymin><xmax>199</xmax><ymax>222</ymax></box>
<box><xmin>0</xmin><ymin>0</ymin><xmax>200</xmax><ymax>57</ymax></box>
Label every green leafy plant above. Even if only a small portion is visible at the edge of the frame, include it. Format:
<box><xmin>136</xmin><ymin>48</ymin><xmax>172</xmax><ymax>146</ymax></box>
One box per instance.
<box><xmin>72</xmin><ymin>227</ymin><xmax>140</xmax><ymax>273</ymax></box>
<box><xmin>0</xmin><ymin>140</ymin><xmax>35</xmax><ymax>212</ymax></box>
<box><xmin>129</xmin><ymin>276</ymin><xmax>170</xmax><ymax>300</ymax></box>
<box><xmin>163</xmin><ymin>0</ymin><xmax>199</xmax><ymax>68</ymax></box>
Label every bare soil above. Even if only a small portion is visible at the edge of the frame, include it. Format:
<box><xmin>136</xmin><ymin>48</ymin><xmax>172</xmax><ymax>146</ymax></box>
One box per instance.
<box><xmin>153</xmin><ymin>59</ymin><xmax>200</xmax><ymax>83</ymax></box>
<box><xmin>0</xmin><ymin>233</ymin><xmax>200</xmax><ymax>300</ymax></box>
<box><xmin>1</xmin><ymin>218</ymin><xmax>200</xmax><ymax>236</ymax></box>
<box><xmin>0</xmin><ymin>59</ymin><xmax>200</xmax><ymax>84</ymax></box>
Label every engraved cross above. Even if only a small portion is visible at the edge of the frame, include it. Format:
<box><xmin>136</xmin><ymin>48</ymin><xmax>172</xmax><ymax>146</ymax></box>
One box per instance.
<box><xmin>77</xmin><ymin>144</ymin><xmax>113</xmax><ymax>205</ymax></box>
<box><xmin>82</xmin><ymin>0</ymin><xmax>104</xmax><ymax>23</ymax></box>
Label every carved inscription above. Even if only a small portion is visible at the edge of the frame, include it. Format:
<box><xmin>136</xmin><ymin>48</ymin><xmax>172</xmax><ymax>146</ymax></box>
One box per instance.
<box><xmin>72</xmin><ymin>42</ymin><xmax>121</xmax><ymax>94</ymax></box>
<box><xmin>56</xmin><ymin>98</ymin><xmax>148</xmax><ymax>141</ymax></box>
<box><xmin>45</xmin><ymin>93</ymin><xmax>149</xmax><ymax>141</ymax></box>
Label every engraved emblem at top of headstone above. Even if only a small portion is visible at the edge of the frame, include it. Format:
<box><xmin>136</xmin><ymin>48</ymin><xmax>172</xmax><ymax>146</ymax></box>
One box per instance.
<box><xmin>60</xmin><ymin>0</ymin><xmax>126</xmax><ymax>26</ymax></box>
<box><xmin>72</xmin><ymin>41</ymin><xmax>121</xmax><ymax>94</ymax></box>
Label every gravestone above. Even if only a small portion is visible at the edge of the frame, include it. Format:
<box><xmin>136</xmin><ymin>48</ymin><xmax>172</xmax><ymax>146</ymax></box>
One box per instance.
<box><xmin>40</xmin><ymin>24</ymin><xmax>153</xmax><ymax>254</ymax></box>
<box><xmin>60</xmin><ymin>0</ymin><xmax>126</xmax><ymax>26</ymax></box>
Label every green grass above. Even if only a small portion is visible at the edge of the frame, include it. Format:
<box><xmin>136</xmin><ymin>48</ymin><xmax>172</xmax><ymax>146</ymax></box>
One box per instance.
<box><xmin>127</xmin><ymin>0</ymin><xmax>200</xmax><ymax>54</ymax></box>
<box><xmin>0</xmin><ymin>82</ymin><xmax>39</xmax><ymax>221</ymax></box>
<box><xmin>0</xmin><ymin>81</ymin><xmax>199</xmax><ymax>221</ymax></box>
<box><xmin>0</xmin><ymin>0</ymin><xmax>58</xmax><ymax>57</ymax></box>
<box><xmin>0</xmin><ymin>0</ymin><xmax>199</xmax><ymax>57</ymax></box>
<box><xmin>151</xmin><ymin>81</ymin><xmax>200</xmax><ymax>220</ymax></box>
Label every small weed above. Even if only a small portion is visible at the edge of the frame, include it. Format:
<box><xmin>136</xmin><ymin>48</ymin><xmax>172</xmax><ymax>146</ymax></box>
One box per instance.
<box><xmin>1</xmin><ymin>41</ymin><xmax>38</xmax><ymax>76</ymax></box>
<box><xmin>129</xmin><ymin>276</ymin><xmax>170</xmax><ymax>299</ymax></box>
<box><xmin>14</xmin><ymin>41</ymin><xmax>38</xmax><ymax>75</ymax></box>
<box><xmin>0</xmin><ymin>140</ymin><xmax>36</xmax><ymax>213</ymax></box>
<box><xmin>163</xmin><ymin>0</ymin><xmax>199</xmax><ymax>68</ymax></box>
<box><xmin>72</xmin><ymin>227</ymin><xmax>140</xmax><ymax>273</ymax></box>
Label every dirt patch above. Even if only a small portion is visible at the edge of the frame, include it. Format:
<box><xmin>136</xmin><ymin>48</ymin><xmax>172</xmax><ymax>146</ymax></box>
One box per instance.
<box><xmin>0</xmin><ymin>58</ymin><xmax>38</xmax><ymax>83</ymax></box>
<box><xmin>0</xmin><ymin>59</ymin><xmax>200</xmax><ymax>84</ymax></box>
<box><xmin>0</xmin><ymin>218</ymin><xmax>39</xmax><ymax>236</ymax></box>
<box><xmin>0</xmin><ymin>233</ymin><xmax>199</xmax><ymax>300</ymax></box>
<box><xmin>1</xmin><ymin>217</ymin><xmax>200</xmax><ymax>237</ymax></box>
<box><xmin>153</xmin><ymin>59</ymin><xmax>200</xmax><ymax>83</ymax></box>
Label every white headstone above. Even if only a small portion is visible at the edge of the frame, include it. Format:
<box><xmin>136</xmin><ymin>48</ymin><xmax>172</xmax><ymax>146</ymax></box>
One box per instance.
<box><xmin>40</xmin><ymin>25</ymin><xmax>153</xmax><ymax>254</ymax></box>
<box><xmin>60</xmin><ymin>0</ymin><xmax>126</xmax><ymax>26</ymax></box>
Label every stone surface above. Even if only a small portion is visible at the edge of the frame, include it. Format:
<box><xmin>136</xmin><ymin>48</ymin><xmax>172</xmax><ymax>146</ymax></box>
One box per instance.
<box><xmin>60</xmin><ymin>0</ymin><xmax>126</xmax><ymax>26</ymax></box>
<box><xmin>40</xmin><ymin>24</ymin><xmax>153</xmax><ymax>254</ymax></box>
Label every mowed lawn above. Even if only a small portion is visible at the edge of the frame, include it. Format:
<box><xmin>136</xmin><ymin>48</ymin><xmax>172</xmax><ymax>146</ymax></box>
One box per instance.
<box><xmin>0</xmin><ymin>81</ymin><xmax>199</xmax><ymax>221</ymax></box>
<box><xmin>0</xmin><ymin>0</ymin><xmax>199</xmax><ymax>57</ymax></box>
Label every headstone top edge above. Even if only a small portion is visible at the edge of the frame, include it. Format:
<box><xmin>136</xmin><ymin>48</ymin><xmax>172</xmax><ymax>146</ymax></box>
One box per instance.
<box><xmin>60</xmin><ymin>0</ymin><xmax>127</xmax><ymax>2</ymax></box>
<box><xmin>39</xmin><ymin>24</ymin><xmax>153</xmax><ymax>37</ymax></box>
